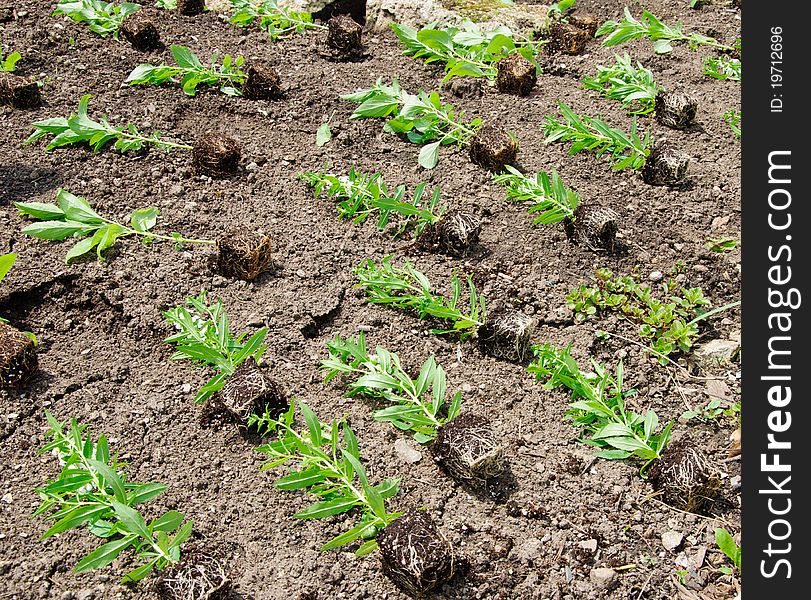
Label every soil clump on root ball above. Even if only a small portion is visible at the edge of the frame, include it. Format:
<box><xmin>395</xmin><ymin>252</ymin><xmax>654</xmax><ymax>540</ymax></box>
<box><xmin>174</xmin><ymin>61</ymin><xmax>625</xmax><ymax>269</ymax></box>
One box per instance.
<box><xmin>325</xmin><ymin>14</ymin><xmax>364</xmax><ymax>59</ymax></box>
<box><xmin>208</xmin><ymin>359</ymin><xmax>287</xmax><ymax>424</ymax></box>
<box><xmin>377</xmin><ymin>509</ymin><xmax>456</xmax><ymax>597</ymax></box>
<box><xmin>0</xmin><ymin>72</ymin><xmax>41</xmax><ymax>108</ymax></box>
<box><xmin>496</xmin><ymin>53</ymin><xmax>536</xmax><ymax>96</ymax></box>
<box><xmin>192</xmin><ymin>133</ymin><xmax>241</xmax><ymax>178</ymax></box>
<box><xmin>642</xmin><ymin>142</ymin><xmax>690</xmax><ymax>186</ymax></box>
<box><xmin>655</xmin><ymin>91</ymin><xmax>699</xmax><ymax>129</ymax></box>
<box><xmin>563</xmin><ymin>203</ymin><xmax>619</xmax><ymax>252</ymax></box>
<box><xmin>568</xmin><ymin>12</ymin><xmax>599</xmax><ymax>37</ymax></box>
<box><xmin>0</xmin><ymin>322</ymin><xmax>37</xmax><ymax>388</ymax></box>
<box><xmin>648</xmin><ymin>438</ymin><xmax>722</xmax><ymax>514</ymax></box>
<box><xmin>477</xmin><ymin>310</ymin><xmax>535</xmax><ymax>362</ymax></box>
<box><xmin>176</xmin><ymin>0</ymin><xmax>205</xmax><ymax>15</ymax></box>
<box><xmin>214</xmin><ymin>228</ymin><xmax>273</xmax><ymax>281</ymax></box>
<box><xmin>241</xmin><ymin>62</ymin><xmax>282</xmax><ymax>100</ymax></box>
<box><xmin>414</xmin><ymin>210</ymin><xmax>481</xmax><ymax>257</ymax></box>
<box><xmin>547</xmin><ymin>21</ymin><xmax>592</xmax><ymax>55</ymax></box>
<box><xmin>154</xmin><ymin>545</ymin><xmax>231</xmax><ymax>600</ymax></box>
<box><xmin>431</xmin><ymin>413</ymin><xmax>506</xmax><ymax>484</ymax></box>
<box><xmin>468</xmin><ymin>125</ymin><xmax>517</xmax><ymax>172</ymax></box>
<box><xmin>120</xmin><ymin>12</ymin><xmax>162</xmax><ymax>51</ymax></box>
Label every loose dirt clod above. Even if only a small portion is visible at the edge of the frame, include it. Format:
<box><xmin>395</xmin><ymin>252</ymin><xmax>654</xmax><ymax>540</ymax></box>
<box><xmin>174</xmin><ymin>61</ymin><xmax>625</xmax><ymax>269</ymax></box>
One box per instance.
<box><xmin>0</xmin><ymin>72</ymin><xmax>41</xmax><ymax>108</ymax></box>
<box><xmin>496</xmin><ymin>53</ymin><xmax>537</xmax><ymax>96</ymax></box>
<box><xmin>547</xmin><ymin>22</ymin><xmax>591</xmax><ymax>55</ymax></box>
<box><xmin>642</xmin><ymin>142</ymin><xmax>690</xmax><ymax>186</ymax></box>
<box><xmin>326</xmin><ymin>14</ymin><xmax>363</xmax><ymax>58</ymax></box>
<box><xmin>414</xmin><ymin>210</ymin><xmax>481</xmax><ymax>257</ymax></box>
<box><xmin>0</xmin><ymin>322</ymin><xmax>37</xmax><ymax>388</ymax></box>
<box><xmin>212</xmin><ymin>359</ymin><xmax>287</xmax><ymax>422</ymax></box>
<box><xmin>154</xmin><ymin>545</ymin><xmax>231</xmax><ymax>600</ymax></box>
<box><xmin>120</xmin><ymin>12</ymin><xmax>162</xmax><ymax>51</ymax></box>
<box><xmin>377</xmin><ymin>509</ymin><xmax>455</xmax><ymax>597</ymax></box>
<box><xmin>648</xmin><ymin>438</ymin><xmax>722</xmax><ymax>514</ymax></box>
<box><xmin>477</xmin><ymin>310</ymin><xmax>535</xmax><ymax>362</ymax></box>
<box><xmin>568</xmin><ymin>13</ymin><xmax>599</xmax><ymax>37</ymax></box>
<box><xmin>241</xmin><ymin>62</ymin><xmax>282</xmax><ymax>100</ymax></box>
<box><xmin>563</xmin><ymin>203</ymin><xmax>619</xmax><ymax>252</ymax></box>
<box><xmin>192</xmin><ymin>133</ymin><xmax>241</xmax><ymax>178</ymax></box>
<box><xmin>655</xmin><ymin>91</ymin><xmax>699</xmax><ymax>129</ymax></box>
<box><xmin>215</xmin><ymin>228</ymin><xmax>273</xmax><ymax>281</ymax></box>
<box><xmin>431</xmin><ymin>413</ymin><xmax>505</xmax><ymax>482</ymax></box>
<box><xmin>176</xmin><ymin>0</ymin><xmax>205</xmax><ymax>15</ymax></box>
<box><xmin>468</xmin><ymin>126</ymin><xmax>517</xmax><ymax>172</ymax></box>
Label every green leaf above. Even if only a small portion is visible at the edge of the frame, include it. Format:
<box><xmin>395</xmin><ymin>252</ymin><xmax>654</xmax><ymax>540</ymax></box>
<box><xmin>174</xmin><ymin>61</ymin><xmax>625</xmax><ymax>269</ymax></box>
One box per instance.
<box><xmin>130</xmin><ymin>207</ymin><xmax>158</xmax><ymax>232</ymax></box>
<box><xmin>41</xmin><ymin>503</ymin><xmax>110</xmax><ymax>539</ymax></box>
<box><xmin>14</xmin><ymin>201</ymin><xmax>65</xmax><ymax>220</ymax></box>
<box><xmin>0</xmin><ymin>253</ymin><xmax>15</xmax><ymax>283</ymax></box>
<box><xmin>714</xmin><ymin>528</ymin><xmax>740</xmax><ymax>568</ymax></box>
<box><xmin>129</xmin><ymin>482</ymin><xmax>167</xmax><ymax>505</ymax></box>
<box><xmin>355</xmin><ymin>539</ymin><xmax>379</xmax><ymax>556</ymax></box>
<box><xmin>87</xmin><ymin>459</ymin><xmax>127</xmax><ymax>503</ymax></box>
<box><xmin>418</xmin><ymin>141</ymin><xmax>441</xmax><ymax>169</ymax></box>
<box><xmin>74</xmin><ymin>535</ymin><xmax>137</xmax><ymax>572</ymax></box>
<box><xmin>321</xmin><ymin>520</ymin><xmax>377</xmax><ymax>551</ymax></box>
<box><xmin>121</xmin><ymin>559</ymin><xmax>158</xmax><ymax>583</ymax></box>
<box><xmin>56</xmin><ymin>190</ymin><xmax>104</xmax><ymax>224</ymax></box>
<box><xmin>316</xmin><ymin>122</ymin><xmax>332</xmax><ymax>147</ymax></box>
<box><xmin>65</xmin><ymin>237</ymin><xmax>99</xmax><ymax>263</ymax></box>
<box><xmin>275</xmin><ymin>468</ymin><xmax>326</xmax><ymax>490</ymax></box>
<box><xmin>171</xmin><ymin>45</ymin><xmax>203</xmax><ymax>69</ymax></box>
<box><xmin>299</xmin><ymin>402</ymin><xmax>323</xmax><ymax>447</ymax></box>
<box><xmin>150</xmin><ymin>510</ymin><xmax>185</xmax><ymax>532</ymax></box>
<box><xmin>21</xmin><ymin>220</ymin><xmax>99</xmax><ymax>241</ymax></box>
<box><xmin>111</xmin><ymin>500</ymin><xmax>152</xmax><ymax>541</ymax></box>
<box><xmin>294</xmin><ymin>496</ymin><xmax>358</xmax><ymax>519</ymax></box>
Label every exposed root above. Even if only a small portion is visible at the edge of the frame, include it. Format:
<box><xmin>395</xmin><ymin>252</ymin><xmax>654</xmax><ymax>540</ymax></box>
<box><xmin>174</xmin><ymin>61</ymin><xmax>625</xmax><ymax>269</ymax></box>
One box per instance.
<box><xmin>477</xmin><ymin>310</ymin><xmax>535</xmax><ymax>363</ymax></box>
<box><xmin>648</xmin><ymin>438</ymin><xmax>722</xmax><ymax>514</ymax></box>
<box><xmin>0</xmin><ymin>322</ymin><xmax>37</xmax><ymax>388</ymax></box>
<box><xmin>431</xmin><ymin>413</ymin><xmax>505</xmax><ymax>483</ymax></box>
<box><xmin>214</xmin><ymin>229</ymin><xmax>273</xmax><ymax>281</ymax></box>
<box><xmin>563</xmin><ymin>203</ymin><xmax>619</xmax><ymax>252</ymax></box>
<box><xmin>642</xmin><ymin>142</ymin><xmax>690</xmax><ymax>186</ymax></box>
<box><xmin>154</xmin><ymin>546</ymin><xmax>231</xmax><ymax>600</ymax></box>
<box><xmin>414</xmin><ymin>210</ymin><xmax>481</xmax><ymax>257</ymax></box>
<box><xmin>496</xmin><ymin>53</ymin><xmax>536</xmax><ymax>96</ymax></box>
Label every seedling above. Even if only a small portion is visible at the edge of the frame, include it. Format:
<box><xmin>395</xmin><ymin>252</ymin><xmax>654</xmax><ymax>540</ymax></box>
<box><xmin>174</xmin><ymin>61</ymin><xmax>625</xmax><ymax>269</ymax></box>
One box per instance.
<box><xmin>493</xmin><ymin>165</ymin><xmax>618</xmax><ymax>252</ymax></box>
<box><xmin>229</xmin><ymin>0</ymin><xmax>327</xmax><ymax>41</ymax></box>
<box><xmin>341</xmin><ymin>78</ymin><xmax>484</xmax><ymax>169</ymax></box>
<box><xmin>391</xmin><ymin>20</ymin><xmax>543</xmax><ymax>82</ymax></box>
<box><xmin>714</xmin><ymin>527</ymin><xmax>741</xmax><ymax>576</ymax></box>
<box><xmin>155</xmin><ymin>0</ymin><xmax>176</xmax><ymax>8</ymax></box>
<box><xmin>53</xmin><ymin>0</ymin><xmax>140</xmax><ymax>40</ymax></box>
<box><xmin>15</xmin><ymin>189</ymin><xmax>216</xmax><ymax>263</ymax></box>
<box><xmin>34</xmin><ymin>412</ymin><xmax>193</xmax><ymax>582</ymax></box>
<box><xmin>724</xmin><ymin>110</ymin><xmax>741</xmax><ymax>139</ymax></box>
<box><xmin>596</xmin><ymin>7</ymin><xmax>736</xmax><ymax>54</ymax></box>
<box><xmin>0</xmin><ymin>253</ymin><xmax>39</xmax><ymax>388</ymax></box>
<box><xmin>680</xmin><ymin>398</ymin><xmax>740</xmax><ymax>423</ymax></box>
<box><xmin>527</xmin><ymin>343</ymin><xmax>673</xmax><ymax>471</ymax></box>
<box><xmin>583</xmin><ymin>53</ymin><xmax>660</xmax><ymax>115</ymax></box>
<box><xmin>1</xmin><ymin>46</ymin><xmax>21</xmax><ymax>72</ymax></box>
<box><xmin>543</xmin><ymin>102</ymin><xmax>651</xmax><ymax>171</ymax></box>
<box><xmin>127</xmin><ymin>46</ymin><xmax>248</xmax><ymax>96</ymax></box>
<box><xmin>647</xmin><ymin>437</ymin><xmax>721</xmax><ymax>513</ymax></box>
<box><xmin>566</xmin><ymin>268</ymin><xmax>711</xmax><ymax>363</ymax></box>
<box><xmin>706</xmin><ymin>236</ymin><xmax>738</xmax><ymax>253</ymax></box>
<box><xmin>704</xmin><ymin>55</ymin><xmax>741</xmax><ymax>81</ymax></box>
<box><xmin>163</xmin><ymin>292</ymin><xmax>283</xmax><ymax>424</ymax></box>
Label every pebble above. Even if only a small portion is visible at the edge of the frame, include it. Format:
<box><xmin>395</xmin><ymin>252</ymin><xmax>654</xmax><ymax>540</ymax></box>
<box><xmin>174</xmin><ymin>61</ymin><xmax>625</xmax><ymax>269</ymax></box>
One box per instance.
<box><xmin>589</xmin><ymin>567</ymin><xmax>617</xmax><ymax>590</ymax></box>
<box><xmin>649</xmin><ymin>270</ymin><xmax>663</xmax><ymax>282</ymax></box>
<box><xmin>692</xmin><ymin>339</ymin><xmax>740</xmax><ymax>368</ymax></box>
<box><xmin>662</xmin><ymin>530</ymin><xmax>684</xmax><ymax>551</ymax></box>
<box><xmin>394</xmin><ymin>439</ymin><xmax>422</xmax><ymax>464</ymax></box>
<box><xmin>1</xmin><ymin>493</ymin><xmax>11</xmax><ymax>504</ymax></box>
<box><xmin>577</xmin><ymin>539</ymin><xmax>598</xmax><ymax>553</ymax></box>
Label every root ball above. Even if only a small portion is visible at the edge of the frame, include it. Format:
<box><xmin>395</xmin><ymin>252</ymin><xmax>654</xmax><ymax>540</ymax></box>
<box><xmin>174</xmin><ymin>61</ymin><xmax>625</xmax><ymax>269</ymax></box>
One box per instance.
<box><xmin>192</xmin><ymin>133</ymin><xmax>241</xmax><ymax>178</ymax></box>
<box><xmin>567</xmin><ymin>13</ymin><xmax>599</xmax><ymax>37</ymax></box>
<box><xmin>120</xmin><ymin>12</ymin><xmax>162</xmax><ymax>51</ymax></box>
<box><xmin>547</xmin><ymin>22</ymin><xmax>591</xmax><ymax>55</ymax></box>
<box><xmin>477</xmin><ymin>310</ymin><xmax>535</xmax><ymax>363</ymax></box>
<box><xmin>326</xmin><ymin>14</ymin><xmax>363</xmax><ymax>57</ymax></box>
<box><xmin>0</xmin><ymin>322</ymin><xmax>37</xmax><ymax>388</ymax></box>
<box><xmin>176</xmin><ymin>0</ymin><xmax>205</xmax><ymax>15</ymax></box>
<box><xmin>415</xmin><ymin>210</ymin><xmax>481</xmax><ymax>257</ymax></box>
<box><xmin>468</xmin><ymin>125</ymin><xmax>517</xmax><ymax>172</ymax></box>
<box><xmin>213</xmin><ymin>359</ymin><xmax>287</xmax><ymax>422</ymax></box>
<box><xmin>563</xmin><ymin>203</ymin><xmax>619</xmax><ymax>252</ymax></box>
<box><xmin>155</xmin><ymin>546</ymin><xmax>231</xmax><ymax>600</ymax></box>
<box><xmin>642</xmin><ymin>142</ymin><xmax>690</xmax><ymax>186</ymax></box>
<box><xmin>648</xmin><ymin>438</ymin><xmax>722</xmax><ymax>514</ymax></box>
<box><xmin>377</xmin><ymin>509</ymin><xmax>455</xmax><ymax>597</ymax></box>
<box><xmin>215</xmin><ymin>228</ymin><xmax>273</xmax><ymax>281</ymax></box>
<box><xmin>431</xmin><ymin>413</ymin><xmax>505</xmax><ymax>483</ymax></box>
<box><xmin>655</xmin><ymin>91</ymin><xmax>698</xmax><ymax>130</ymax></box>
<box><xmin>0</xmin><ymin>72</ymin><xmax>41</xmax><ymax>109</ymax></box>
<box><xmin>241</xmin><ymin>62</ymin><xmax>282</xmax><ymax>100</ymax></box>
<box><xmin>496</xmin><ymin>53</ymin><xmax>536</xmax><ymax>96</ymax></box>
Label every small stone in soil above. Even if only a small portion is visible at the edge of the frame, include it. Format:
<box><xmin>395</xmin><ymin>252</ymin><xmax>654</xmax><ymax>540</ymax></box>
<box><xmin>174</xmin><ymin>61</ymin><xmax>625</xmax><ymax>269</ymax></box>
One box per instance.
<box><xmin>326</xmin><ymin>14</ymin><xmax>363</xmax><ymax>57</ymax></box>
<box><xmin>568</xmin><ymin>12</ymin><xmax>599</xmax><ymax>37</ymax></box>
<box><xmin>496</xmin><ymin>53</ymin><xmax>537</xmax><ymax>96</ymax></box>
<box><xmin>589</xmin><ymin>567</ymin><xmax>618</xmax><ymax>590</ymax></box>
<box><xmin>431</xmin><ymin>413</ymin><xmax>505</xmax><ymax>483</ymax></box>
<box><xmin>377</xmin><ymin>509</ymin><xmax>455</xmax><ymax>597</ymax></box>
<box><xmin>547</xmin><ymin>22</ymin><xmax>591</xmax><ymax>55</ymax></box>
<box><xmin>211</xmin><ymin>359</ymin><xmax>287</xmax><ymax>423</ymax></box>
<box><xmin>642</xmin><ymin>142</ymin><xmax>690</xmax><ymax>186</ymax></box>
<box><xmin>477</xmin><ymin>310</ymin><xmax>535</xmax><ymax>362</ymax></box>
<box><xmin>0</xmin><ymin>322</ymin><xmax>37</xmax><ymax>388</ymax></box>
<box><xmin>154</xmin><ymin>545</ymin><xmax>231</xmax><ymax>600</ymax></box>
<box><xmin>176</xmin><ymin>0</ymin><xmax>205</xmax><ymax>15</ymax></box>
<box><xmin>655</xmin><ymin>91</ymin><xmax>699</xmax><ymax>130</ymax></box>
<box><xmin>120</xmin><ymin>12</ymin><xmax>162</xmax><ymax>51</ymax></box>
<box><xmin>192</xmin><ymin>133</ymin><xmax>241</xmax><ymax>178</ymax></box>
<box><xmin>468</xmin><ymin>125</ymin><xmax>517</xmax><ymax>172</ymax></box>
<box><xmin>648</xmin><ymin>438</ymin><xmax>722</xmax><ymax>514</ymax></box>
<box><xmin>0</xmin><ymin>72</ymin><xmax>41</xmax><ymax>109</ymax></box>
<box><xmin>241</xmin><ymin>62</ymin><xmax>282</xmax><ymax>100</ymax></box>
<box><xmin>415</xmin><ymin>210</ymin><xmax>481</xmax><ymax>257</ymax></box>
<box><xmin>215</xmin><ymin>229</ymin><xmax>273</xmax><ymax>281</ymax></box>
<box><xmin>563</xmin><ymin>203</ymin><xmax>619</xmax><ymax>253</ymax></box>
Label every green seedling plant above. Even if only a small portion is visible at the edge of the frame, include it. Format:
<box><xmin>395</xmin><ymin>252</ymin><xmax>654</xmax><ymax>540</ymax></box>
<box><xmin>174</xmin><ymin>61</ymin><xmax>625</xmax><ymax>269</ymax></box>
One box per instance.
<box><xmin>321</xmin><ymin>333</ymin><xmax>462</xmax><ymax>443</ymax></box>
<box><xmin>583</xmin><ymin>53</ymin><xmax>660</xmax><ymax>115</ymax></box>
<box><xmin>528</xmin><ymin>343</ymin><xmax>673</xmax><ymax>471</ymax></box>
<box><xmin>492</xmin><ymin>165</ymin><xmax>579</xmax><ymax>225</ymax></box>
<box><xmin>354</xmin><ymin>256</ymin><xmax>485</xmax><ymax>338</ymax></box>
<box><xmin>53</xmin><ymin>0</ymin><xmax>140</xmax><ymax>40</ymax></box>
<box><xmin>1</xmin><ymin>46</ymin><xmax>21</xmax><ymax>72</ymax></box>
<box><xmin>703</xmin><ymin>55</ymin><xmax>741</xmax><ymax>81</ymax></box>
<box><xmin>155</xmin><ymin>0</ymin><xmax>175</xmax><ymax>8</ymax></box>
<box><xmin>680</xmin><ymin>398</ymin><xmax>740</xmax><ymax>424</ymax></box>
<box><xmin>163</xmin><ymin>291</ymin><xmax>269</xmax><ymax>404</ymax></box>
<box><xmin>229</xmin><ymin>0</ymin><xmax>326</xmax><ymax>41</ymax></box>
<box><xmin>299</xmin><ymin>168</ymin><xmax>442</xmax><ymax>239</ymax></box>
<box><xmin>127</xmin><ymin>45</ymin><xmax>247</xmax><ymax>96</ymax></box>
<box><xmin>596</xmin><ymin>7</ymin><xmax>736</xmax><ymax>54</ymax></box>
<box><xmin>548</xmin><ymin>0</ymin><xmax>577</xmax><ymax>18</ymax></box>
<box><xmin>15</xmin><ymin>189</ymin><xmax>215</xmax><ymax>263</ymax></box>
<box><xmin>706</xmin><ymin>236</ymin><xmax>738</xmax><ymax>253</ymax></box>
<box><xmin>0</xmin><ymin>253</ymin><xmax>16</xmax><ymax>324</ymax></box>
<box><xmin>251</xmin><ymin>399</ymin><xmax>402</xmax><ymax>556</ymax></box>
<box><xmin>544</xmin><ymin>102</ymin><xmax>651</xmax><ymax>171</ymax></box>
<box><xmin>342</xmin><ymin>78</ymin><xmax>483</xmax><ymax>169</ymax></box>
<box><xmin>392</xmin><ymin>20</ymin><xmax>543</xmax><ymax>82</ymax></box>
<box><xmin>566</xmin><ymin>268</ymin><xmax>711</xmax><ymax>363</ymax></box>
<box><xmin>724</xmin><ymin>110</ymin><xmax>741</xmax><ymax>139</ymax></box>
<box><xmin>714</xmin><ymin>527</ymin><xmax>741</xmax><ymax>576</ymax></box>
<box><xmin>35</xmin><ymin>412</ymin><xmax>192</xmax><ymax>582</ymax></box>
<box><xmin>27</xmin><ymin>94</ymin><xmax>193</xmax><ymax>153</ymax></box>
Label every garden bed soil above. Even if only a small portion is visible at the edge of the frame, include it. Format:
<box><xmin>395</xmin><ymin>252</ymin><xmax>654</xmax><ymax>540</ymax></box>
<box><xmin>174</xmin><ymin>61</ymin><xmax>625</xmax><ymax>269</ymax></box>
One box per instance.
<box><xmin>0</xmin><ymin>1</ymin><xmax>741</xmax><ymax>599</ymax></box>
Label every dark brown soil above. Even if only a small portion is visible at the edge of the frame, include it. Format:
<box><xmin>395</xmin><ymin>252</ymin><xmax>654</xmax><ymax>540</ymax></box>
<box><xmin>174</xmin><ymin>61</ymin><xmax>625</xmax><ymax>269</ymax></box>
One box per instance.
<box><xmin>0</xmin><ymin>1</ymin><xmax>741</xmax><ymax>599</ymax></box>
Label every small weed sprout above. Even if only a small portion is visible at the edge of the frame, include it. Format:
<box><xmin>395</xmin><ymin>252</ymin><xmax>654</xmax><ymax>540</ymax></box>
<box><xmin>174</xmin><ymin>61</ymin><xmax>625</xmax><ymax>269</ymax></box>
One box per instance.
<box><xmin>706</xmin><ymin>236</ymin><xmax>738</xmax><ymax>253</ymax></box>
<box><xmin>724</xmin><ymin>110</ymin><xmax>741</xmax><ymax>139</ymax></box>
<box><xmin>229</xmin><ymin>0</ymin><xmax>326</xmax><ymax>41</ymax></box>
<box><xmin>583</xmin><ymin>53</ymin><xmax>660</xmax><ymax>115</ymax></box>
<box><xmin>53</xmin><ymin>0</ymin><xmax>140</xmax><ymax>40</ymax></box>
<box><xmin>703</xmin><ymin>55</ymin><xmax>741</xmax><ymax>81</ymax></box>
<box><xmin>1</xmin><ymin>46</ymin><xmax>21</xmax><ymax>72</ymax></box>
<box><xmin>714</xmin><ymin>527</ymin><xmax>741</xmax><ymax>575</ymax></box>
